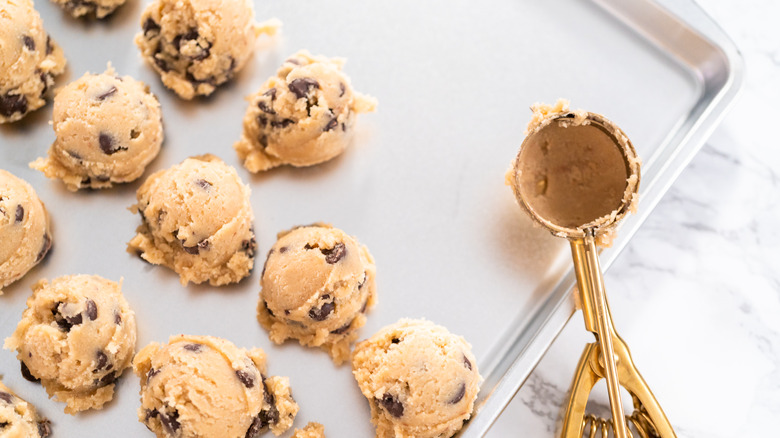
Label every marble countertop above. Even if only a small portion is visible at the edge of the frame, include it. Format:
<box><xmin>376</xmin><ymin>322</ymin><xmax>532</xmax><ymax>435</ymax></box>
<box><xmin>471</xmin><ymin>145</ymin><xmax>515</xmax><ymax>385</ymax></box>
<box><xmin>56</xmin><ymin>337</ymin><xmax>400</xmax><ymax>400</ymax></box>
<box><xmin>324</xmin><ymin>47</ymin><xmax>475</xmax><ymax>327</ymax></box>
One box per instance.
<box><xmin>488</xmin><ymin>0</ymin><xmax>780</xmax><ymax>436</ymax></box>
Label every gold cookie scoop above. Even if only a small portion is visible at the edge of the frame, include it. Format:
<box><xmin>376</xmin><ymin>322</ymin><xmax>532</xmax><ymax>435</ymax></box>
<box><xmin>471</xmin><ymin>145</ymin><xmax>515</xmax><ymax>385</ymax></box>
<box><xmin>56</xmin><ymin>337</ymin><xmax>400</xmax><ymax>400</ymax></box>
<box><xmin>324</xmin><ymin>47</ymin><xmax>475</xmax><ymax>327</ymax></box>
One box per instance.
<box><xmin>508</xmin><ymin>101</ymin><xmax>675</xmax><ymax>438</ymax></box>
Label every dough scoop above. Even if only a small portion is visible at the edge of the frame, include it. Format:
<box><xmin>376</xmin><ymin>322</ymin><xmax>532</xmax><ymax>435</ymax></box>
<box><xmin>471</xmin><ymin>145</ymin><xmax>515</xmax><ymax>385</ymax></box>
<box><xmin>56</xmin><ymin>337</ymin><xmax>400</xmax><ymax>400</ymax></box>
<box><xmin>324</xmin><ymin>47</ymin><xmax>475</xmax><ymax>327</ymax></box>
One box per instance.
<box><xmin>508</xmin><ymin>103</ymin><xmax>675</xmax><ymax>438</ymax></box>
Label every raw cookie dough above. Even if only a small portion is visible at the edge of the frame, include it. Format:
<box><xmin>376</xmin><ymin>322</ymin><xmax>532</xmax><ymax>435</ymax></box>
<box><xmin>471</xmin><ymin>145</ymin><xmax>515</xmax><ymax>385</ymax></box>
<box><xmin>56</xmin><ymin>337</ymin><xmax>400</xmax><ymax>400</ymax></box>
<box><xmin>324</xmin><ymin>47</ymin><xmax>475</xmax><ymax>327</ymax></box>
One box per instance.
<box><xmin>30</xmin><ymin>65</ymin><xmax>163</xmax><ymax>191</ymax></box>
<box><xmin>291</xmin><ymin>422</ymin><xmax>325</xmax><ymax>438</ymax></box>
<box><xmin>258</xmin><ymin>224</ymin><xmax>376</xmax><ymax>365</ymax></box>
<box><xmin>127</xmin><ymin>154</ymin><xmax>256</xmax><ymax>286</ymax></box>
<box><xmin>352</xmin><ymin>319</ymin><xmax>481</xmax><ymax>438</ymax></box>
<box><xmin>135</xmin><ymin>0</ymin><xmax>279</xmax><ymax>99</ymax></box>
<box><xmin>133</xmin><ymin>335</ymin><xmax>298</xmax><ymax>437</ymax></box>
<box><xmin>234</xmin><ymin>50</ymin><xmax>377</xmax><ymax>172</ymax></box>
<box><xmin>0</xmin><ymin>0</ymin><xmax>66</xmax><ymax>123</ymax></box>
<box><xmin>506</xmin><ymin>99</ymin><xmax>640</xmax><ymax>247</ymax></box>
<box><xmin>0</xmin><ymin>380</ymin><xmax>51</xmax><ymax>437</ymax></box>
<box><xmin>49</xmin><ymin>0</ymin><xmax>125</xmax><ymax>18</ymax></box>
<box><xmin>3</xmin><ymin>274</ymin><xmax>137</xmax><ymax>414</ymax></box>
<box><xmin>0</xmin><ymin>170</ymin><xmax>52</xmax><ymax>294</ymax></box>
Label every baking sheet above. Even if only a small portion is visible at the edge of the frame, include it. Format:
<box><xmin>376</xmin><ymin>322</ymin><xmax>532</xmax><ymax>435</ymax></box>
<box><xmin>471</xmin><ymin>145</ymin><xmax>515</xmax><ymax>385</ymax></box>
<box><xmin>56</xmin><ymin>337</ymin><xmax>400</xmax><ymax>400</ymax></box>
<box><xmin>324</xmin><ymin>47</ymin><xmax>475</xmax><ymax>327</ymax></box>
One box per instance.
<box><xmin>0</xmin><ymin>0</ymin><xmax>742</xmax><ymax>437</ymax></box>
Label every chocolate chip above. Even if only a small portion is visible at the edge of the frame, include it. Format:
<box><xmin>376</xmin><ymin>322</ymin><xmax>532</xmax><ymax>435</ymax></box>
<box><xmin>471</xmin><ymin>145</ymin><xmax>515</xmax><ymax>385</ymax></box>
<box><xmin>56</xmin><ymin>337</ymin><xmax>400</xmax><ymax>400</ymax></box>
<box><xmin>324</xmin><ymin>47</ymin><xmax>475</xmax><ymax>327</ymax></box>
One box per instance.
<box><xmin>379</xmin><ymin>393</ymin><xmax>404</xmax><ymax>417</ymax></box>
<box><xmin>67</xmin><ymin>150</ymin><xmax>82</xmax><ymax>160</ymax></box>
<box><xmin>331</xmin><ymin>320</ymin><xmax>352</xmax><ymax>335</ymax></box>
<box><xmin>341</xmin><ymin>122</ymin><xmax>347</xmax><ymax>131</ymax></box>
<box><xmin>339</xmin><ymin>82</ymin><xmax>346</xmax><ymax>97</ymax></box>
<box><xmin>391</xmin><ymin>338</ymin><xmax>400</xmax><ymax>344</ymax></box>
<box><xmin>39</xmin><ymin>71</ymin><xmax>52</xmax><ymax>98</ymax></box>
<box><xmin>178</xmin><ymin>29</ymin><xmax>199</xmax><ymax>47</ymax></box>
<box><xmin>0</xmin><ymin>93</ymin><xmax>28</xmax><ymax>117</ymax></box>
<box><xmin>0</xmin><ymin>392</ymin><xmax>13</xmax><ymax>404</ymax></box>
<box><xmin>309</xmin><ymin>298</ymin><xmax>334</xmax><ymax>321</ymax></box>
<box><xmin>94</xmin><ymin>351</ymin><xmax>108</xmax><ymax>372</ymax></box>
<box><xmin>264</xmin><ymin>88</ymin><xmax>277</xmax><ymax>99</ymax></box>
<box><xmin>53</xmin><ymin>302</ymin><xmax>82</xmax><ymax>331</ymax></box>
<box><xmin>85</xmin><ymin>299</ymin><xmax>98</xmax><ymax>321</ymax></box>
<box><xmin>321</xmin><ymin>243</ymin><xmax>346</xmax><ymax>264</ymax></box>
<box><xmin>182</xmin><ymin>243</ymin><xmax>199</xmax><ymax>255</ymax></box>
<box><xmin>245</xmin><ymin>415</ymin><xmax>264</xmax><ymax>438</ymax></box>
<box><xmin>360</xmin><ymin>300</ymin><xmax>368</xmax><ymax>313</ymax></box>
<box><xmin>288</xmin><ymin>78</ymin><xmax>319</xmax><ymax>99</ymax></box>
<box><xmin>257</xmin><ymin>115</ymin><xmax>268</xmax><ymax>127</ymax></box>
<box><xmin>270</xmin><ymin>118</ymin><xmax>294</xmax><ymax>129</ymax></box>
<box><xmin>242</xmin><ymin>235</ymin><xmax>257</xmax><ymax>258</ymax></box>
<box><xmin>279</xmin><ymin>246</ymin><xmax>287</xmax><ymax>253</ymax></box>
<box><xmin>96</xmin><ymin>85</ymin><xmax>117</xmax><ymax>101</ymax></box>
<box><xmin>0</xmin><ymin>422</ymin><xmax>8</xmax><ymax>430</ymax></box>
<box><xmin>262</xmin><ymin>300</ymin><xmax>274</xmax><ymax>318</ymax></box>
<box><xmin>37</xmin><ymin>419</ymin><xmax>51</xmax><ymax>437</ymax></box>
<box><xmin>197</xmin><ymin>239</ymin><xmax>210</xmax><ymax>251</ymax></box>
<box><xmin>358</xmin><ymin>272</ymin><xmax>367</xmax><ymax>289</ymax></box>
<box><xmin>449</xmin><ymin>382</ymin><xmax>466</xmax><ymax>404</ymax></box>
<box><xmin>22</xmin><ymin>35</ymin><xmax>35</xmax><ymax>51</ymax></box>
<box><xmin>236</xmin><ymin>370</ymin><xmax>255</xmax><ymax>388</ymax></box>
<box><xmin>35</xmin><ymin>233</ymin><xmax>51</xmax><ymax>262</ymax></box>
<box><xmin>36</xmin><ymin>233</ymin><xmax>51</xmax><ymax>263</ymax></box>
<box><xmin>323</xmin><ymin>115</ymin><xmax>338</xmax><ymax>132</ymax></box>
<box><xmin>93</xmin><ymin>371</ymin><xmax>117</xmax><ymax>388</ymax></box>
<box><xmin>15</xmin><ymin>205</ymin><xmax>24</xmax><ymax>223</ymax></box>
<box><xmin>21</xmin><ymin>361</ymin><xmax>40</xmax><ymax>383</ymax></box>
<box><xmin>147</xmin><ymin>367</ymin><xmax>160</xmax><ymax>380</ymax></box>
<box><xmin>195</xmin><ymin>179</ymin><xmax>211</xmax><ymax>190</ymax></box>
<box><xmin>143</xmin><ymin>17</ymin><xmax>160</xmax><ymax>35</ymax></box>
<box><xmin>159</xmin><ymin>409</ymin><xmax>180</xmax><ymax>435</ymax></box>
<box><xmin>45</xmin><ymin>35</ymin><xmax>53</xmax><ymax>55</ymax></box>
<box><xmin>95</xmin><ymin>175</ymin><xmax>110</xmax><ymax>182</ymax></box>
<box><xmin>99</xmin><ymin>132</ymin><xmax>124</xmax><ymax>155</ymax></box>
<box><xmin>114</xmin><ymin>311</ymin><xmax>122</xmax><ymax>324</ymax></box>
<box><xmin>464</xmin><ymin>356</ymin><xmax>472</xmax><ymax>370</ymax></box>
<box><xmin>258</xmin><ymin>100</ymin><xmax>275</xmax><ymax>115</ymax></box>
<box><xmin>153</xmin><ymin>55</ymin><xmax>171</xmax><ymax>72</ymax></box>
<box><xmin>183</xmin><ymin>343</ymin><xmax>202</xmax><ymax>352</ymax></box>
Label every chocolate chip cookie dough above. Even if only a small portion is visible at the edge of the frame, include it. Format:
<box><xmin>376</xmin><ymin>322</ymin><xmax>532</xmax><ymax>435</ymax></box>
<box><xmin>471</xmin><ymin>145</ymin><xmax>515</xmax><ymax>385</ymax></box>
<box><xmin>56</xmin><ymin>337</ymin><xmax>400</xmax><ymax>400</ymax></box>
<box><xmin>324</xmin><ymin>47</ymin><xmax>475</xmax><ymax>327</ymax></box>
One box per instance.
<box><xmin>30</xmin><ymin>65</ymin><xmax>163</xmax><ymax>191</ymax></box>
<box><xmin>258</xmin><ymin>224</ymin><xmax>376</xmax><ymax>365</ymax></box>
<box><xmin>49</xmin><ymin>0</ymin><xmax>125</xmax><ymax>18</ymax></box>
<box><xmin>127</xmin><ymin>154</ymin><xmax>256</xmax><ymax>286</ymax></box>
<box><xmin>234</xmin><ymin>50</ymin><xmax>377</xmax><ymax>172</ymax></box>
<box><xmin>352</xmin><ymin>319</ymin><xmax>481</xmax><ymax>438</ymax></box>
<box><xmin>291</xmin><ymin>422</ymin><xmax>325</xmax><ymax>438</ymax></box>
<box><xmin>3</xmin><ymin>275</ymin><xmax>137</xmax><ymax>414</ymax></box>
<box><xmin>0</xmin><ymin>170</ymin><xmax>52</xmax><ymax>295</ymax></box>
<box><xmin>0</xmin><ymin>0</ymin><xmax>66</xmax><ymax>123</ymax></box>
<box><xmin>135</xmin><ymin>0</ymin><xmax>279</xmax><ymax>99</ymax></box>
<box><xmin>0</xmin><ymin>380</ymin><xmax>51</xmax><ymax>437</ymax></box>
<box><xmin>133</xmin><ymin>335</ymin><xmax>298</xmax><ymax>437</ymax></box>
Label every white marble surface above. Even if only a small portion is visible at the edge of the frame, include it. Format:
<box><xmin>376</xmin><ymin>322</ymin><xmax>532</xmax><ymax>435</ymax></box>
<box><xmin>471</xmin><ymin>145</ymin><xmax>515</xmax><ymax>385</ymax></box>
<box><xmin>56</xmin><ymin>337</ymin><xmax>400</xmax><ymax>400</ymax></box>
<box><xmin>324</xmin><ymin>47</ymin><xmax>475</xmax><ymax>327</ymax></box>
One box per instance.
<box><xmin>488</xmin><ymin>0</ymin><xmax>780</xmax><ymax>436</ymax></box>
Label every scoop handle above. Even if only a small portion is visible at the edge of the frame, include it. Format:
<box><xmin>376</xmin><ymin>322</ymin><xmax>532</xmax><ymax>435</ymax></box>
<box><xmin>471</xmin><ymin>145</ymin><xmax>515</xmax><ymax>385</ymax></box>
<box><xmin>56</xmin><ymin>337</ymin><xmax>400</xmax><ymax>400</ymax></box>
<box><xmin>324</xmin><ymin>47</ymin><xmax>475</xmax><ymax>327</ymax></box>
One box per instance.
<box><xmin>570</xmin><ymin>235</ymin><xmax>629</xmax><ymax>438</ymax></box>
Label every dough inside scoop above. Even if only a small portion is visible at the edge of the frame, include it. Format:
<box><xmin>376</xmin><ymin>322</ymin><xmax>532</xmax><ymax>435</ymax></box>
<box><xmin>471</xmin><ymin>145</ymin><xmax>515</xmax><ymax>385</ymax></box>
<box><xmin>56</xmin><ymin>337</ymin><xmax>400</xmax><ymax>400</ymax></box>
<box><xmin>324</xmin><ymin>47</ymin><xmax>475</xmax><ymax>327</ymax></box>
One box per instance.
<box><xmin>516</xmin><ymin>119</ymin><xmax>631</xmax><ymax>230</ymax></box>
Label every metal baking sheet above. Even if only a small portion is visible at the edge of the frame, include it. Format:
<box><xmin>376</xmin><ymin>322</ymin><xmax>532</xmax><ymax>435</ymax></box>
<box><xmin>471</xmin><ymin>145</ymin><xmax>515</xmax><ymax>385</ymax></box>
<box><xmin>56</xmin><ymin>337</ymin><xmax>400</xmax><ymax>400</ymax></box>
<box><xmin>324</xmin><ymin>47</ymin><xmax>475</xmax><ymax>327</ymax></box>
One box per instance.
<box><xmin>0</xmin><ymin>0</ymin><xmax>742</xmax><ymax>437</ymax></box>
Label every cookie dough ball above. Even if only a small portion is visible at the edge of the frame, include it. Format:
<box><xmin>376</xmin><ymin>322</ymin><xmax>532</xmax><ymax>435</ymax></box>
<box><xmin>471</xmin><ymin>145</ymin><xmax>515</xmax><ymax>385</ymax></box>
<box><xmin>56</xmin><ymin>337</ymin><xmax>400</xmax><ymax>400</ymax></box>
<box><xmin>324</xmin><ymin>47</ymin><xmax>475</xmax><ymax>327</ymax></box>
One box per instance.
<box><xmin>0</xmin><ymin>170</ymin><xmax>52</xmax><ymax>294</ymax></box>
<box><xmin>291</xmin><ymin>422</ymin><xmax>325</xmax><ymax>438</ymax></box>
<box><xmin>0</xmin><ymin>0</ymin><xmax>66</xmax><ymax>123</ymax></box>
<box><xmin>3</xmin><ymin>275</ymin><xmax>137</xmax><ymax>414</ymax></box>
<box><xmin>30</xmin><ymin>66</ymin><xmax>163</xmax><ymax>191</ymax></box>
<box><xmin>352</xmin><ymin>319</ymin><xmax>481</xmax><ymax>438</ymax></box>
<box><xmin>135</xmin><ymin>0</ymin><xmax>279</xmax><ymax>100</ymax></box>
<box><xmin>0</xmin><ymin>380</ymin><xmax>51</xmax><ymax>437</ymax></box>
<box><xmin>234</xmin><ymin>50</ymin><xmax>377</xmax><ymax>172</ymax></box>
<box><xmin>50</xmin><ymin>0</ymin><xmax>125</xmax><ymax>18</ymax></box>
<box><xmin>133</xmin><ymin>335</ymin><xmax>298</xmax><ymax>437</ymax></box>
<box><xmin>127</xmin><ymin>154</ymin><xmax>256</xmax><ymax>286</ymax></box>
<box><xmin>258</xmin><ymin>224</ymin><xmax>376</xmax><ymax>364</ymax></box>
